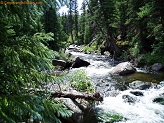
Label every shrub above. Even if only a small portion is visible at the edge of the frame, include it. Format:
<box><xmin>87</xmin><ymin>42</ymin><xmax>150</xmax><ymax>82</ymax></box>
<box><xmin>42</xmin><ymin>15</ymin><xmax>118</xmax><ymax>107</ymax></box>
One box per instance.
<box><xmin>69</xmin><ymin>70</ymin><xmax>95</xmax><ymax>93</ymax></box>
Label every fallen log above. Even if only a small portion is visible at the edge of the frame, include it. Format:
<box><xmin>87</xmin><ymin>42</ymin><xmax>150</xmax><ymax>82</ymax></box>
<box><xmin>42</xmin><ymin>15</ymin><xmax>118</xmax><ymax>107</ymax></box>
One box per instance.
<box><xmin>25</xmin><ymin>88</ymin><xmax>103</xmax><ymax>101</ymax></box>
<box><xmin>50</xmin><ymin>91</ymin><xmax>103</xmax><ymax>101</ymax></box>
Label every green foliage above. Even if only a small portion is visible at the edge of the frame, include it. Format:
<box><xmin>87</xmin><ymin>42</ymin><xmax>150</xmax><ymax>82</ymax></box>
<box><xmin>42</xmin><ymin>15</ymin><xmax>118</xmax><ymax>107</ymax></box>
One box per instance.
<box><xmin>84</xmin><ymin>25</ymin><xmax>92</xmax><ymax>44</ymax></box>
<box><xmin>82</xmin><ymin>45</ymin><xmax>95</xmax><ymax>53</ymax></box>
<box><xmin>69</xmin><ymin>70</ymin><xmax>95</xmax><ymax>93</ymax></box>
<box><xmin>97</xmin><ymin>109</ymin><xmax>124</xmax><ymax>123</ymax></box>
<box><xmin>129</xmin><ymin>42</ymin><xmax>141</xmax><ymax>57</ymax></box>
<box><xmin>152</xmin><ymin>42</ymin><xmax>164</xmax><ymax>55</ymax></box>
<box><xmin>44</xmin><ymin>6</ymin><xmax>67</xmax><ymax>51</ymax></box>
<box><xmin>0</xmin><ymin>32</ymin><xmax>73</xmax><ymax>122</ymax></box>
<box><xmin>0</xmin><ymin>95</ymin><xmax>73</xmax><ymax>123</ymax></box>
<box><xmin>0</xmin><ymin>1</ymin><xmax>73</xmax><ymax>122</ymax></box>
<box><xmin>138</xmin><ymin>42</ymin><xmax>164</xmax><ymax>65</ymax></box>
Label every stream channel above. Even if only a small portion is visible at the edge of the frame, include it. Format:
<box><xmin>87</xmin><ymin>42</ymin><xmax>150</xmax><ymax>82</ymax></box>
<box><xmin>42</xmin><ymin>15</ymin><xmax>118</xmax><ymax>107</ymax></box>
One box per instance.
<box><xmin>66</xmin><ymin>50</ymin><xmax>164</xmax><ymax>123</ymax></box>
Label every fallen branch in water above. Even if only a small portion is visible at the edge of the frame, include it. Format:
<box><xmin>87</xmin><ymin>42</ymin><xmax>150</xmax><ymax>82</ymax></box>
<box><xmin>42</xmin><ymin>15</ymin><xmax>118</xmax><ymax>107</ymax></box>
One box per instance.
<box><xmin>50</xmin><ymin>91</ymin><xmax>103</xmax><ymax>101</ymax></box>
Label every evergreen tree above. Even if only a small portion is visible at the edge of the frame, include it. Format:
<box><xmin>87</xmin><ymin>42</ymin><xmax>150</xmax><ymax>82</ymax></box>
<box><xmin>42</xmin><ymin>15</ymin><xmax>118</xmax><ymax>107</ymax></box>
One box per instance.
<box><xmin>0</xmin><ymin>1</ymin><xmax>72</xmax><ymax>122</ymax></box>
<box><xmin>44</xmin><ymin>4</ymin><xmax>65</xmax><ymax>51</ymax></box>
<box><xmin>74</xmin><ymin>0</ymin><xmax>79</xmax><ymax>40</ymax></box>
<box><xmin>78</xmin><ymin>0</ymin><xmax>87</xmax><ymax>44</ymax></box>
<box><xmin>68</xmin><ymin>0</ymin><xmax>74</xmax><ymax>42</ymax></box>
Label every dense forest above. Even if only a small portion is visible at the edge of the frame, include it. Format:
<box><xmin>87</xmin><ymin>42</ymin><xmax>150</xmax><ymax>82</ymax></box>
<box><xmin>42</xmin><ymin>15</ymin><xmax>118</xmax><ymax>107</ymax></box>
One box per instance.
<box><xmin>0</xmin><ymin>0</ymin><xmax>164</xmax><ymax>122</ymax></box>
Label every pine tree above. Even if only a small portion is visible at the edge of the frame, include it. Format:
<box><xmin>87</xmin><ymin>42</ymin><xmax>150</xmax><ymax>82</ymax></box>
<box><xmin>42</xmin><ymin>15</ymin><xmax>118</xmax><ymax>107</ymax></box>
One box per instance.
<box><xmin>0</xmin><ymin>1</ymin><xmax>72</xmax><ymax>122</ymax></box>
<box><xmin>74</xmin><ymin>0</ymin><xmax>79</xmax><ymax>40</ymax></box>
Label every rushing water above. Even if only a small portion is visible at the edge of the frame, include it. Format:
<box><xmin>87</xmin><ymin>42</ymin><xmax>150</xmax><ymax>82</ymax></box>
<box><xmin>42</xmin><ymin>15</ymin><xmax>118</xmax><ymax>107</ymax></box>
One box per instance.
<box><xmin>68</xmin><ymin>51</ymin><xmax>164</xmax><ymax>123</ymax></box>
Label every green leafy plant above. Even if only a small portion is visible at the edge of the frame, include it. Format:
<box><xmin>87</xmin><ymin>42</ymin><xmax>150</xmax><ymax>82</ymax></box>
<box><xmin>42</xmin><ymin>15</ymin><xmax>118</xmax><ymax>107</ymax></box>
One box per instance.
<box><xmin>69</xmin><ymin>70</ymin><xmax>95</xmax><ymax>93</ymax></box>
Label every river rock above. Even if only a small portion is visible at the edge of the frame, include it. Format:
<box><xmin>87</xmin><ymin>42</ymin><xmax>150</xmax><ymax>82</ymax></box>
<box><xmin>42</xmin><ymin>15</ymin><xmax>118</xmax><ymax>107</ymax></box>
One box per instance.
<box><xmin>153</xmin><ymin>93</ymin><xmax>164</xmax><ymax>105</ymax></box>
<box><xmin>111</xmin><ymin>62</ymin><xmax>136</xmax><ymax>75</ymax></box>
<box><xmin>151</xmin><ymin>63</ymin><xmax>164</xmax><ymax>71</ymax></box>
<box><xmin>122</xmin><ymin>95</ymin><xmax>136</xmax><ymax>103</ymax></box>
<box><xmin>129</xmin><ymin>80</ymin><xmax>152</xmax><ymax>90</ymax></box>
<box><xmin>72</xmin><ymin>57</ymin><xmax>90</xmax><ymax>68</ymax></box>
<box><xmin>130</xmin><ymin>91</ymin><xmax>144</xmax><ymax>96</ymax></box>
<box><xmin>153</xmin><ymin>97</ymin><xmax>164</xmax><ymax>105</ymax></box>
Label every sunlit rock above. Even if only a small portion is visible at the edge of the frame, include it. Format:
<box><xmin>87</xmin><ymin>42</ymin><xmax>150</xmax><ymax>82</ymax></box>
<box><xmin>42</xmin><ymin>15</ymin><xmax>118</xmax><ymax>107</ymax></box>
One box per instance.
<box><xmin>111</xmin><ymin>62</ymin><xmax>136</xmax><ymax>75</ymax></box>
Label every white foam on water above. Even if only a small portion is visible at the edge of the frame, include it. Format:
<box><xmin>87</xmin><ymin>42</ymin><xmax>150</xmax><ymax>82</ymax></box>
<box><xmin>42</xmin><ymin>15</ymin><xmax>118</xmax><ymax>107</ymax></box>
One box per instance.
<box><xmin>97</xmin><ymin>87</ymin><xmax>164</xmax><ymax>123</ymax></box>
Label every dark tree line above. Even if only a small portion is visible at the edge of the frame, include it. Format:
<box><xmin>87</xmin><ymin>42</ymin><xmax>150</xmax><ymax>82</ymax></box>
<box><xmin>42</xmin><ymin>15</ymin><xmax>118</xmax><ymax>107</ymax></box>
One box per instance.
<box><xmin>60</xmin><ymin>0</ymin><xmax>164</xmax><ymax>64</ymax></box>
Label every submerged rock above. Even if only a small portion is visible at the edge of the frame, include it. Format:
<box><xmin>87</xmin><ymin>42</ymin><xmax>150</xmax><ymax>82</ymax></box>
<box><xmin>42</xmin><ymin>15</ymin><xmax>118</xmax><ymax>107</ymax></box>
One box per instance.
<box><xmin>111</xmin><ymin>62</ymin><xmax>136</xmax><ymax>76</ymax></box>
<box><xmin>129</xmin><ymin>80</ymin><xmax>152</xmax><ymax>90</ymax></box>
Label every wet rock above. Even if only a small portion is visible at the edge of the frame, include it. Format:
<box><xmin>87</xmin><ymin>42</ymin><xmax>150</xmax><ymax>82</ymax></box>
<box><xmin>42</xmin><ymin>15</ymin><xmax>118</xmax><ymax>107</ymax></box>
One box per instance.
<box><xmin>151</xmin><ymin>63</ymin><xmax>164</xmax><ymax>71</ymax></box>
<box><xmin>122</xmin><ymin>95</ymin><xmax>136</xmax><ymax>103</ymax></box>
<box><xmin>153</xmin><ymin>97</ymin><xmax>164</xmax><ymax>105</ymax></box>
<box><xmin>130</xmin><ymin>91</ymin><xmax>144</xmax><ymax>96</ymax></box>
<box><xmin>72</xmin><ymin>57</ymin><xmax>90</xmax><ymax>68</ymax></box>
<box><xmin>129</xmin><ymin>80</ymin><xmax>152</xmax><ymax>90</ymax></box>
<box><xmin>111</xmin><ymin>62</ymin><xmax>136</xmax><ymax>76</ymax></box>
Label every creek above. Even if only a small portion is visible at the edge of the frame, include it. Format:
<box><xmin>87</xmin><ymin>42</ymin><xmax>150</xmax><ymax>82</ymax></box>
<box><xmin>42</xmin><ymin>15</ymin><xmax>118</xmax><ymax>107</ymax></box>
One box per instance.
<box><xmin>67</xmin><ymin>51</ymin><xmax>164</xmax><ymax>123</ymax></box>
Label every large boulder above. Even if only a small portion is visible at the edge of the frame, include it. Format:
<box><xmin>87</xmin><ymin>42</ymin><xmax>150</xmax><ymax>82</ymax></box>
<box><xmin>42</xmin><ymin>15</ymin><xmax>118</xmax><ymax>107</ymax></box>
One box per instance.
<box><xmin>151</xmin><ymin>63</ymin><xmax>164</xmax><ymax>71</ymax></box>
<box><xmin>72</xmin><ymin>57</ymin><xmax>90</xmax><ymax>68</ymax></box>
<box><xmin>111</xmin><ymin>62</ymin><xmax>136</xmax><ymax>75</ymax></box>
